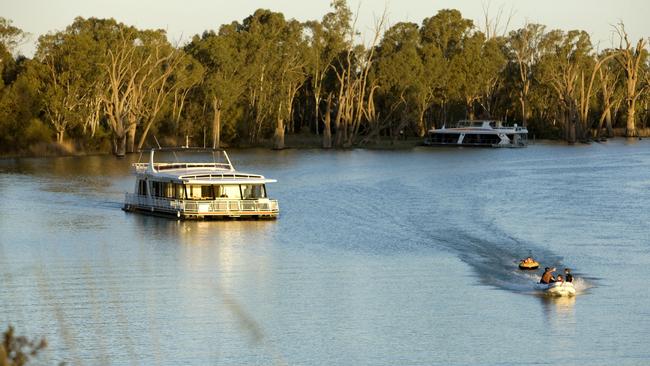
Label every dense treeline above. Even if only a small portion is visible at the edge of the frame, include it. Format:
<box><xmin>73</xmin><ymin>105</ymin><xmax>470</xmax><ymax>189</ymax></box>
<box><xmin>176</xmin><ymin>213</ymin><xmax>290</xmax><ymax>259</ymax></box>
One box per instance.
<box><xmin>1</xmin><ymin>1</ymin><xmax>648</xmax><ymax>155</ymax></box>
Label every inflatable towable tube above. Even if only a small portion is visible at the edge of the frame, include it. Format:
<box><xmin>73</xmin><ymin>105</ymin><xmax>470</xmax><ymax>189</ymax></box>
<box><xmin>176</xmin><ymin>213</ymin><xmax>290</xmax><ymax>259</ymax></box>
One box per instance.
<box><xmin>519</xmin><ymin>260</ymin><xmax>540</xmax><ymax>270</ymax></box>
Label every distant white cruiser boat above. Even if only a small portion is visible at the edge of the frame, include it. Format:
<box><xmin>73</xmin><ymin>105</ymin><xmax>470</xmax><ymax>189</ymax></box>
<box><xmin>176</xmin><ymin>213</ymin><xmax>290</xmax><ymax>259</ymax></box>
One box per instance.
<box><xmin>424</xmin><ymin>120</ymin><xmax>528</xmax><ymax>147</ymax></box>
<box><xmin>123</xmin><ymin>148</ymin><xmax>279</xmax><ymax>219</ymax></box>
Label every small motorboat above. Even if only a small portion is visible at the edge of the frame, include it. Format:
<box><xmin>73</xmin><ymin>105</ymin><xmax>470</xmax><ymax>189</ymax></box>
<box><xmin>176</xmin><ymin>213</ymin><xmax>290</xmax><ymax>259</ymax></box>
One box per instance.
<box><xmin>519</xmin><ymin>258</ymin><xmax>540</xmax><ymax>270</ymax></box>
<box><xmin>538</xmin><ymin>281</ymin><xmax>576</xmax><ymax>297</ymax></box>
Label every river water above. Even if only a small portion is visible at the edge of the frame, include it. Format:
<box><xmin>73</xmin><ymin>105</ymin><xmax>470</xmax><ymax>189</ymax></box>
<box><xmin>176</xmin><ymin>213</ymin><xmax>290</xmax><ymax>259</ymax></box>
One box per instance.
<box><xmin>1</xmin><ymin>140</ymin><xmax>649</xmax><ymax>365</ymax></box>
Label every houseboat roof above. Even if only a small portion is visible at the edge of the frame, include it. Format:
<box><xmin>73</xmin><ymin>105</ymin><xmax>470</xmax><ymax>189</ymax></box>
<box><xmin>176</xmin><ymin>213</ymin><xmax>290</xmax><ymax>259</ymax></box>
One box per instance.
<box><xmin>428</xmin><ymin>119</ymin><xmax>527</xmax><ymax>133</ymax></box>
<box><xmin>132</xmin><ymin>147</ymin><xmax>277</xmax><ymax>184</ymax></box>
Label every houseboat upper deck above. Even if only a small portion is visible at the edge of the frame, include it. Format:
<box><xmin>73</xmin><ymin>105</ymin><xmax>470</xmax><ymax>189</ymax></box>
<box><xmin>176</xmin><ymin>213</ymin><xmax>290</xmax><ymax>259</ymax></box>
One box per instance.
<box><xmin>123</xmin><ymin>148</ymin><xmax>279</xmax><ymax>219</ymax></box>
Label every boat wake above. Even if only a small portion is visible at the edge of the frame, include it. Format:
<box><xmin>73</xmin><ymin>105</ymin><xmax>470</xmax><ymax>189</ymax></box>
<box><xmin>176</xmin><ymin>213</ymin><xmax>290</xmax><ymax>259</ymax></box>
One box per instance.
<box><xmin>416</xmin><ymin>221</ymin><xmax>594</xmax><ymax>296</ymax></box>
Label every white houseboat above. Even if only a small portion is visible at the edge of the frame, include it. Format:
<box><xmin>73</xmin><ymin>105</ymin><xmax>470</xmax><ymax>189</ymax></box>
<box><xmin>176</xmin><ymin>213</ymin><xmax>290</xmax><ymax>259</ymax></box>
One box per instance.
<box><xmin>123</xmin><ymin>148</ymin><xmax>279</xmax><ymax>219</ymax></box>
<box><xmin>424</xmin><ymin>120</ymin><xmax>528</xmax><ymax>147</ymax></box>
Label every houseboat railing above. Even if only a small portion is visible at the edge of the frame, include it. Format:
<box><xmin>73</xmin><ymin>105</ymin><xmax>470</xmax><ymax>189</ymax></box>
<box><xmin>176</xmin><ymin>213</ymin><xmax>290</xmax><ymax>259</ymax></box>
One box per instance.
<box><xmin>124</xmin><ymin>193</ymin><xmax>279</xmax><ymax>214</ymax></box>
<box><xmin>132</xmin><ymin>162</ymin><xmax>233</xmax><ymax>173</ymax></box>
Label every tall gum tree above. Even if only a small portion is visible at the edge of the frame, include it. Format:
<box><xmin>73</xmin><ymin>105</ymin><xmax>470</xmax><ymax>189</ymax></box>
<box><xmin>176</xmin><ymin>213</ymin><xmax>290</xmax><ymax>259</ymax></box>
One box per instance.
<box><xmin>374</xmin><ymin>22</ymin><xmax>424</xmax><ymax>139</ymax></box>
<box><xmin>305</xmin><ymin>0</ymin><xmax>352</xmax><ymax>144</ymax></box>
<box><xmin>508</xmin><ymin>23</ymin><xmax>545</xmax><ymax>127</ymax></box>
<box><xmin>537</xmin><ymin>29</ymin><xmax>593</xmax><ymax>143</ymax></box>
<box><xmin>186</xmin><ymin>25</ymin><xmax>249</xmax><ymax>148</ymax></box>
<box><xmin>614</xmin><ymin>24</ymin><xmax>648</xmax><ymax>137</ymax></box>
<box><xmin>420</xmin><ymin>9</ymin><xmax>473</xmax><ymax>125</ymax></box>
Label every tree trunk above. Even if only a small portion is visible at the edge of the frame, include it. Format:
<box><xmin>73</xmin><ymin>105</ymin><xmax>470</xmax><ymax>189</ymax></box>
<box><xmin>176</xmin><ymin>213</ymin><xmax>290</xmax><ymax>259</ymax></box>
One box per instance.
<box><xmin>417</xmin><ymin>109</ymin><xmax>426</xmax><ymax>137</ymax></box>
<box><xmin>313</xmin><ymin>95</ymin><xmax>321</xmax><ymax>136</ymax></box>
<box><xmin>212</xmin><ymin>98</ymin><xmax>221</xmax><ymax>149</ymax></box>
<box><xmin>334</xmin><ymin>97</ymin><xmax>344</xmax><ymax>147</ymax></box>
<box><xmin>625</xmin><ymin>104</ymin><xmax>637</xmax><ymax>137</ymax></box>
<box><xmin>568</xmin><ymin>110</ymin><xmax>577</xmax><ymax>144</ymax></box>
<box><xmin>466</xmin><ymin>99</ymin><xmax>475</xmax><ymax>120</ymax></box>
<box><xmin>126</xmin><ymin>122</ymin><xmax>137</xmax><ymax>153</ymax></box>
<box><xmin>519</xmin><ymin>96</ymin><xmax>527</xmax><ymax>127</ymax></box>
<box><xmin>323</xmin><ymin>94</ymin><xmax>332</xmax><ymax>149</ymax></box>
<box><xmin>114</xmin><ymin>134</ymin><xmax>127</xmax><ymax>157</ymax></box>
<box><xmin>273</xmin><ymin>118</ymin><xmax>285</xmax><ymax>150</ymax></box>
<box><xmin>605</xmin><ymin>109</ymin><xmax>614</xmax><ymax>137</ymax></box>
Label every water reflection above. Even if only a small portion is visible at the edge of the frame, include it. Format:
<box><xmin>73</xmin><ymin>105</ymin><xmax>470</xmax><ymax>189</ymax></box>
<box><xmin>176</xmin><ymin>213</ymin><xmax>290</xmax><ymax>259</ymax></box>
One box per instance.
<box><xmin>540</xmin><ymin>294</ymin><xmax>576</xmax><ymax>316</ymax></box>
<box><xmin>538</xmin><ymin>295</ymin><xmax>577</xmax><ymax>358</ymax></box>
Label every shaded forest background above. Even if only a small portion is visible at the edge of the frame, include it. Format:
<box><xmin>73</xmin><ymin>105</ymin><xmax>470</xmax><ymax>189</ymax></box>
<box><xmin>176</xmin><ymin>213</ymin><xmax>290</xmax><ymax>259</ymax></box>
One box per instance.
<box><xmin>1</xmin><ymin>1</ymin><xmax>648</xmax><ymax>156</ymax></box>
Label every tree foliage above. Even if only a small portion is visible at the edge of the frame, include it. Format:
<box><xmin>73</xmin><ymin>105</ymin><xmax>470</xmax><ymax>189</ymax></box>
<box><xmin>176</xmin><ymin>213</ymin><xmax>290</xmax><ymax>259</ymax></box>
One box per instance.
<box><xmin>0</xmin><ymin>4</ymin><xmax>649</xmax><ymax>154</ymax></box>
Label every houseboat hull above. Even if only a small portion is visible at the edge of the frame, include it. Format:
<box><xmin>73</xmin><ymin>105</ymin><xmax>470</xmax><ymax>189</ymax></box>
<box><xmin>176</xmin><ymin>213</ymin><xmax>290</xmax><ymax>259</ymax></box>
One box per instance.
<box><xmin>123</xmin><ymin>194</ymin><xmax>278</xmax><ymax>220</ymax></box>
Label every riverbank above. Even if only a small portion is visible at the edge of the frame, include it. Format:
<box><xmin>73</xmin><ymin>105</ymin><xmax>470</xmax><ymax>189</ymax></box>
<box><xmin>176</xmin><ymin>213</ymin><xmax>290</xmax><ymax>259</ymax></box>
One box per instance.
<box><xmin>1</xmin><ymin>128</ymin><xmax>648</xmax><ymax>159</ymax></box>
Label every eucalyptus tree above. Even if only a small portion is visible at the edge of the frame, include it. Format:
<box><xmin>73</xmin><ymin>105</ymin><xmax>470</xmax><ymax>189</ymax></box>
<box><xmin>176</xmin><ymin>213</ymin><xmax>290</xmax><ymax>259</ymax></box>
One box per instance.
<box><xmin>0</xmin><ymin>20</ymin><xmax>44</xmax><ymax>150</ymax></box>
<box><xmin>270</xmin><ymin>18</ymin><xmax>308</xmax><ymax>149</ymax></box>
<box><xmin>537</xmin><ymin>29</ymin><xmax>593</xmax><ymax>143</ymax></box>
<box><xmin>451</xmin><ymin>31</ymin><xmax>507</xmax><ymax>120</ymax></box>
<box><xmin>130</xmin><ymin>30</ymin><xmax>198</xmax><ymax>151</ymax></box>
<box><xmin>168</xmin><ymin>54</ymin><xmax>204</xmax><ymax>143</ymax></box>
<box><xmin>595</xmin><ymin>51</ymin><xmax>624</xmax><ymax>137</ymax></box>
<box><xmin>331</xmin><ymin>9</ymin><xmax>386</xmax><ymax>147</ymax></box>
<box><xmin>507</xmin><ymin>23</ymin><xmax>545</xmax><ymax>127</ymax></box>
<box><xmin>101</xmin><ymin>27</ymin><xmax>144</xmax><ymax>156</ymax></box>
<box><xmin>186</xmin><ymin>24</ymin><xmax>249</xmax><ymax>148</ymax></box>
<box><xmin>0</xmin><ymin>17</ymin><xmax>28</xmax><ymax>55</ymax></box>
<box><xmin>374</xmin><ymin>22</ymin><xmax>424</xmax><ymax>139</ymax></box>
<box><xmin>34</xmin><ymin>17</ymin><xmax>128</xmax><ymax>145</ymax></box>
<box><xmin>613</xmin><ymin>24</ymin><xmax>648</xmax><ymax>137</ymax></box>
<box><xmin>420</xmin><ymin>9</ymin><xmax>473</xmax><ymax>125</ymax></box>
<box><xmin>100</xmin><ymin>25</ymin><xmax>190</xmax><ymax>154</ymax></box>
<box><xmin>0</xmin><ymin>59</ymin><xmax>44</xmax><ymax>150</ymax></box>
<box><xmin>236</xmin><ymin>9</ymin><xmax>307</xmax><ymax>145</ymax></box>
<box><xmin>478</xmin><ymin>36</ymin><xmax>508</xmax><ymax>119</ymax></box>
<box><xmin>37</xmin><ymin>32</ymin><xmax>85</xmax><ymax>143</ymax></box>
<box><xmin>305</xmin><ymin>0</ymin><xmax>353</xmax><ymax>147</ymax></box>
<box><xmin>575</xmin><ymin>51</ymin><xmax>617</xmax><ymax>139</ymax></box>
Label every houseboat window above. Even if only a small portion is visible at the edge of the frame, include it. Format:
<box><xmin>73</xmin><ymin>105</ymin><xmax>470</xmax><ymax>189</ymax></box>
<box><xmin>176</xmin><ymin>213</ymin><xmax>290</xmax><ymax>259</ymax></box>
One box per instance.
<box><xmin>174</xmin><ymin>184</ymin><xmax>185</xmax><ymax>199</ymax></box>
<box><xmin>150</xmin><ymin>181</ymin><xmax>159</xmax><ymax>197</ymax></box>
<box><xmin>138</xmin><ymin>180</ymin><xmax>147</xmax><ymax>195</ymax></box>
<box><xmin>201</xmin><ymin>185</ymin><xmax>214</xmax><ymax>199</ymax></box>
<box><xmin>186</xmin><ymin>184</ymin><xmax>214</xmax><ymax>200</ymax></box>
<box><xmin>241</xmin><ymin>184</ymin><xmax>266</xmax><ymax>199</ymax></box>
<box><xmin>164</xmin><ymin>183</ymin><xmax>174</xmax><ymax>198</ymax></box>
<box><xmin>214</xmin><ymin>185</ymin><xmax>227</xmax><ymax>198</ymax></box>
<box><xmin>220</xmin><ymin>184</ymin><xmax>241</xmax><ymax>199</ymax></box>
<box><xmin>150</xmin><ymin>181</ymin><xmax>173</xmax><ymax>198</ymax></box>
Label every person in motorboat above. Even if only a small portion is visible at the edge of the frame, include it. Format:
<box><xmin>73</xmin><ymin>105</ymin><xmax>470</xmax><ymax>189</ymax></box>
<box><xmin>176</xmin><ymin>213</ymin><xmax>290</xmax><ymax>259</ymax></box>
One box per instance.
<box><xmin>540</xmin><ymin>267</ymin><xmax>556</xmax><ymax>284</ymax></box>
<box><xmin>564</xmin><ymin>268</ymin><xmax>573</xmax><ymax>283</ymax></box>
<box><xmin>555</xmin><ymin>274</ymin><xmax>564</xmax><ymax>283</ymax></box>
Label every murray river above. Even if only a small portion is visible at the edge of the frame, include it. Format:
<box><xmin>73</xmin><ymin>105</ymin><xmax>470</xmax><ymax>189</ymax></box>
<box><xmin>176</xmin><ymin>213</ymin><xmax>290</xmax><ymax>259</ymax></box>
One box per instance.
<box><xmin>1</xmin><ymin>140</ymin><xmax>650</xmax><ymax>365</ymax></box>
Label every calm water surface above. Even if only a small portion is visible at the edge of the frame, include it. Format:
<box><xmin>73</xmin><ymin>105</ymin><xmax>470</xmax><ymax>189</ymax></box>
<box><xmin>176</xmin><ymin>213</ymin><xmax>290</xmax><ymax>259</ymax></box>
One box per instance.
<box><xmin>1</xmin><ymin>140</ymin><xmax>649</xmax><ymax>365</ymax></box>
